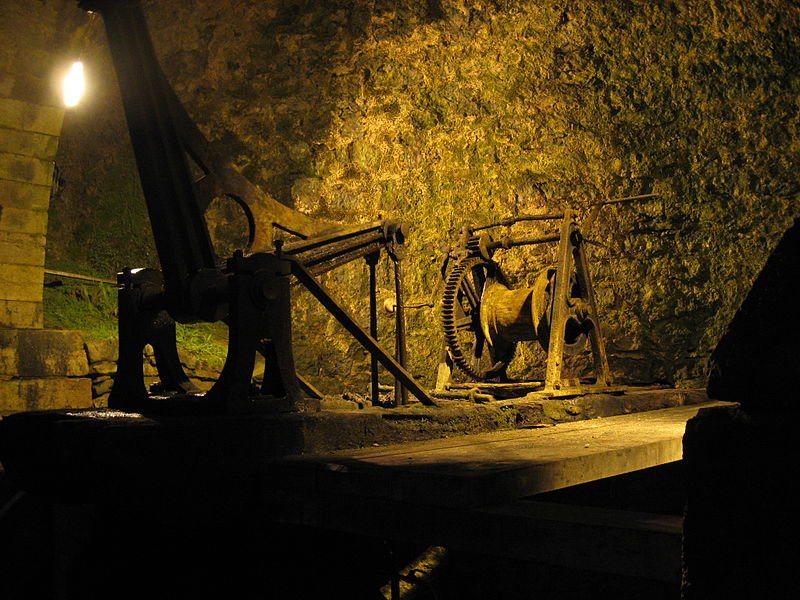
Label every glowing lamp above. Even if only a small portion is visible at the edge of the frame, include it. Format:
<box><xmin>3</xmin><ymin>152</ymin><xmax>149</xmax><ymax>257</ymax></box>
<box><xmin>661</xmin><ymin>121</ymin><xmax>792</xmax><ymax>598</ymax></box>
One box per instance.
<box><xmin>63</xmin><ymin>61</ymin><xmax>85</xmax><ymax>108</ymax></box>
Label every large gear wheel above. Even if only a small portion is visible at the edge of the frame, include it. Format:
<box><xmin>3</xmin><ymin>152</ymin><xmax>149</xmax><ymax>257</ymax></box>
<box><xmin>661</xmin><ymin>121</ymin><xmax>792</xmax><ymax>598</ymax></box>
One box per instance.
<box><xmin>441</xmin><ymin>256</ymin><xmax>515</xmax><ymax>380</ymax></box>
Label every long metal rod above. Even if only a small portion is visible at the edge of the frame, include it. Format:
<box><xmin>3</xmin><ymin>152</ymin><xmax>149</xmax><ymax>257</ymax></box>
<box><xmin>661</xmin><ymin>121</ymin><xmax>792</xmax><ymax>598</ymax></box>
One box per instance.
<box><xmin>590</xmin><ymin>192</ymin><xmax>660</xmax><ymax>207</ymax></box>
<box><xmin>472</xmin><ymin>214</ymin><xmax>564</xmax><ymax>230</ymax></box>
<box><xmin>393</xmin><ymin>256</ymin><xmax>409</xmax><ymax>406</ymax></box>
<box><xmin>472</xmin><ymin>193</ymin><xmax>660</xmax><ymax>233</ymax></box>
<box><xmin>281</xmin><ymin>221</ymin><xmax>386</xmax><ymax>256</ymax></box>
<box><xmin>488</xmin><ymin>233</ymin><xmax>561</xmax><ymax>251</ymax></box>
<box><xmin>367</xmin><ymin>253</ymin><xmax>380</xmax><ymax>406</ymax></box>
<box><xmin>44</xmin><ymin>269</ymin><xmax>117</xmax><ymax>285</ymax></box>
<box><xmin>290</xmin><ymin>260</ymin><xmax>436</xmax><ymax>406</ymax></box>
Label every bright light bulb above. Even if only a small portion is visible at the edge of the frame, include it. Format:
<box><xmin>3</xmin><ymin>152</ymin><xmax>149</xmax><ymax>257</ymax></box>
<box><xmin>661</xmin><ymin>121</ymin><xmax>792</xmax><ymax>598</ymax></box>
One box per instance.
<box><xmin>63</xmin><ymin>61</ymin><xmax>85</xmax><ymax>108</ymax></box>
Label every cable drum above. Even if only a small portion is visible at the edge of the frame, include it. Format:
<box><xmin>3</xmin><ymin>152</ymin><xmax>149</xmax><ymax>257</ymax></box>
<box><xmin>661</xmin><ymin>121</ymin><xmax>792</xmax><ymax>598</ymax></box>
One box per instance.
<box><xmin>441</xmin><ymin>259</ymin><xmax>592</xmax><ymax>381</ymax></box>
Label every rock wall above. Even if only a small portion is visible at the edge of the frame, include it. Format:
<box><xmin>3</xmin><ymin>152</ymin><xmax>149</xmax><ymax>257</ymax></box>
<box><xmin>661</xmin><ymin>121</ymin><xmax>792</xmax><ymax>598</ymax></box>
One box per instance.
<box><xmin>50</xmin><ymin>0</ymin><xmax>800</xmax><ymax>394</ymax></box>
<box><xmin>84</xmin><ymin>339</ymin><xmax>220</xmax><ymax>406</ymax></box>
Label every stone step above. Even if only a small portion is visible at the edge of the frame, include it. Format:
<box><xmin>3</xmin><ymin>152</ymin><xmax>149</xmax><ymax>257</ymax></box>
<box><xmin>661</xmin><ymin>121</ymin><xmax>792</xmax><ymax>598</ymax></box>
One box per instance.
<box><xmin>1</xmin><ymin>327</ymin><xmax>88</xmax><ymax>377</ymax></box>
<box><xmin>0</xmin><ymin>376</ymin><xmax>92</xmax><ymax>414</ymax></box>
<box><xmin>1</xmin><ymin>327</ymin><xmax>91</xmax><ymax>414</ymax></box>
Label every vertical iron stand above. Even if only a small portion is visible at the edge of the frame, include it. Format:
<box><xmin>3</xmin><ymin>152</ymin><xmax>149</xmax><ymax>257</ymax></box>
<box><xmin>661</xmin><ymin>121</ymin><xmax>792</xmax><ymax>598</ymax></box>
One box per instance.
<box><xmin>389</xmin><ymin>244</ymin><xmax>409</xmax><ymax>405</ymax></box>
<box><xmin>544</xmin><ymin>209</ymin><xmax>612</xmax><ymax>391</ymax></box>
<box><xmin>366</xmin><ymin>252</ymin><xmax>381</xmax><ymax>406</ymax></box>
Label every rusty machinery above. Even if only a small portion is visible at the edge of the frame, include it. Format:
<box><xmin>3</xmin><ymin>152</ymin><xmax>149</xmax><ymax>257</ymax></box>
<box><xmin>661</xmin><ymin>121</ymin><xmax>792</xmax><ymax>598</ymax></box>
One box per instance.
<box><xmin>436</xmin><ymin>195</ymin><xmax>657</xmax><ymax>396</ymax></box>
<box><xmin>79</xmin><ymin>0</ymin><xmax>433</xmax><ymax>412</ymax></box>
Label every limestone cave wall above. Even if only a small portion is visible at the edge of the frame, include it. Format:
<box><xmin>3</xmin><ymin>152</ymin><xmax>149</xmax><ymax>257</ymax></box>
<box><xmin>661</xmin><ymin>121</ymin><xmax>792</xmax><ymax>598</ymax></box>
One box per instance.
<box><xmin>49</xmin><ymin>0</ymin><xmax>800</xmax><ymax>394</ymax></box>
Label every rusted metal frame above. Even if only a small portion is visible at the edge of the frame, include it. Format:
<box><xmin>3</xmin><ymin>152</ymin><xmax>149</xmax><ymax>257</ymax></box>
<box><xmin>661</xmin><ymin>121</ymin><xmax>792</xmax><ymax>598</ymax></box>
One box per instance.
<box><xmin>289</xmin><ymin>259</ymin><xmax>436</xmax><ymax>406</ymax></box>
<box><xmin>281</xmin><ymin>221</ymin><xmax>389</xmax><ymax>255</ymax></box>
<box><xmin>83</xmin><ymin>0</ymin><xmax>419</xmax><ymax>413</ymax></box>
<box><xmin>297</xmin><ymin>241</ymin><xmax>387</xmax><ymax>276</ymax></box>
<box><xmin>89</xmin><ymin>0</ymin><xmax>217</xmax><ymax>321</ymax></box>
<box><xmin>204</xmin><ymin>252</ymin><xmax>302</xmax><ymax>412</ymax></box>
<box><xmin>544</xmin><ymin>211</ymin><xmax>577</xmax><ymax>391</ymax></box>
<box><xmin>366</xmin><ymin>252</ymin><xmax>381</xmax><ymax>405</ymax></box>
<box><xmin>283</xmin><ymin>221</ymin><xmax>406</xmax><ymax>276</ymax></box>
<box><xmin>572</xmin><ymin>232</ymin><xmax>613</xmax><ymax>387</ymax></box>
<box><xmin>109</xmin><ymin>268</ymin><xmax>199</xmax><ymax>411</ymax></box>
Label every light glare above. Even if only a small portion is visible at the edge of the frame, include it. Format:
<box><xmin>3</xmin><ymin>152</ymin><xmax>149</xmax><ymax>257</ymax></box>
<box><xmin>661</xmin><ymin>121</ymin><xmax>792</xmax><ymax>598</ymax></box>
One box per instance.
<box><xmin>63</xmin><ymin>61</ymin><xmax>85</xmax><ymax>108</ymax></box>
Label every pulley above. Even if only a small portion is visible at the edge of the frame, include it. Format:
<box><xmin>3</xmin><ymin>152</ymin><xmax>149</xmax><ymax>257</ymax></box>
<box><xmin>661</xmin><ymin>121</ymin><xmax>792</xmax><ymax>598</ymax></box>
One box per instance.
<box><xmin>441</xmin><ymin>258</ymin><xmax>593</xmax><ymax>381</ymax></box>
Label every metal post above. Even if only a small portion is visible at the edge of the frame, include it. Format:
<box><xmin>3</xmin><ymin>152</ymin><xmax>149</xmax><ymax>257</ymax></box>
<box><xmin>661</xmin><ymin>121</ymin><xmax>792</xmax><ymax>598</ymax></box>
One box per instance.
<box><xmin>366</xmin><ymin>252</ymin><xmax>380</xmax><ymax>406</ymax></box>
<box><xmin>572</xmin><ymin>231</ymin><xmax>613</xmax><ymax>386</ymax></box>
<box><xmin>544</xmin><ymin>211</ymin><xmax>576</xmax><ymax>390</ymax></box>
<box><xmin>392</xmin><ymin>251</ymin><xmax>409</xmax><ymax>406</ymax></box>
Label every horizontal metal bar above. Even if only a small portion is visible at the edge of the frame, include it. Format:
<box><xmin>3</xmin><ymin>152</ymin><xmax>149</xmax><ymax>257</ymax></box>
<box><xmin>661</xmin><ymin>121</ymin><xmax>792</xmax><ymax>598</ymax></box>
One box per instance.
<box><xmin>488</xmin><ymin>233</ymin><xmax>561</xmax><ymax>250</ymax></box>
<box><xmin>472</xmin><ymin>214</ymin><xmax>565</xmax><ymax>231</ymax></box>
<box><xmin>590</xmin><ymin>192</ymin><xmax>659</xmax><ymax>207</ymax></box>
<box><xmin>281</xmin><ymin>221</ymin><xmax>386</xmax><ymax>256</ymax></box>
<box><xmin>44</xmin><ymin>269</ymin><xmax>117</xmax><ymax>285</ymax></box>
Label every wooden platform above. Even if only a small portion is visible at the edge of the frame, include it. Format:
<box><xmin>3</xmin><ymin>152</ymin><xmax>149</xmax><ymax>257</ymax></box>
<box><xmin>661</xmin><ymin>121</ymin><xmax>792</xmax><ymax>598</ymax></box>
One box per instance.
<box><xmin>265</xmin><ymin>401</ymin><xmax>733</xmax><ymax>582</ymax></box>
<box><xmin>0</xmin><ymin>397</ymin><xmax>732</xmax><ymax>582</ymax></box>
<box><xmin>268</xmin><ymin>400</ymin><xmax>732</xmax><ymax>508</ymax></box>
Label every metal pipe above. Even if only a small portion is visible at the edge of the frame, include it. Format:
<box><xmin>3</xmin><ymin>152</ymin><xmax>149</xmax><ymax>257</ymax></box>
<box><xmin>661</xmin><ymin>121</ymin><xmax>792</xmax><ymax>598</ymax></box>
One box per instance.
<box><xmin>44</xmin><ymin>269</ymin><xmax>117</xmax><ymax>285</ymax></box>
<box><xmin>366</xmin><ymin>252</ymin><xmax>380</xmax><ymax>406</ymax></box>
<box><xmin>488</xmin><ymin>233</ymin><xmax>561</xmax><ymax>251</ymax></box>
<box><xmin>590</xmin><ymin>192</ymin><xmax>660</xmax><ymax>207</ymax></box>
<box><xmin>393</xmin><ymin>255</ymin><xmax>409</xmax><ymax>406</ymax></box>
<box><xmin>472</xmin><ymin>213</ymin><xmax>565</xmax><ymax>231</ymax></box>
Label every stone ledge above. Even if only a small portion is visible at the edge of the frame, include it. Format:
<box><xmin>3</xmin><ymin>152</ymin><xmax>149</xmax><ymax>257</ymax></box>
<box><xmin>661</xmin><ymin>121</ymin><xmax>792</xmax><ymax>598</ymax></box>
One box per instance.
<box><xmin>0</xmin><ymin>328</ymin><xmax>89</xmax><ymax>377</ymax></box>
<box><xmin>17</xmin><ymin>329</ymin><xmax>89</xmax><ymax>377</ymax></box>
<box><xmin>0</xmin><ymin>377</ymin><xmax>92</xmax><ymax>415</ymax></box>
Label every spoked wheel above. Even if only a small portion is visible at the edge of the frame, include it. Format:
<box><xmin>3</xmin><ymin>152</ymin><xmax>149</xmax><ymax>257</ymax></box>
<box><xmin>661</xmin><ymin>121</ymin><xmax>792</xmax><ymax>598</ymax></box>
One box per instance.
<box><xmin>441</xmin><ymin>257</ymin><xmax>515</xmax><ymax>380</ymax></box>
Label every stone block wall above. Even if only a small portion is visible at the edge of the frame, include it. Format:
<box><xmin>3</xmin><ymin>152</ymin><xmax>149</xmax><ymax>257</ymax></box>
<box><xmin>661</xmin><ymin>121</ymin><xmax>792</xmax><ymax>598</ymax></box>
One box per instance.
<box><xmin>0</xmin><ymin>92</ymin><xmax>63</xmax><ymax>328</ymax></box>
<box><xmin>0</xmin><ymin>328</ymin><xmax>91</xmax><ymax>414</ymax></box>
<box><xmin>0</xmin><ymin>0</ymin><xmax>92</xmax><ymax>414</ymax></box>
<box><xmin>83</xmin><ymin>338</ymin><xmax>219</xmax><ymax>407</ymax></box>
